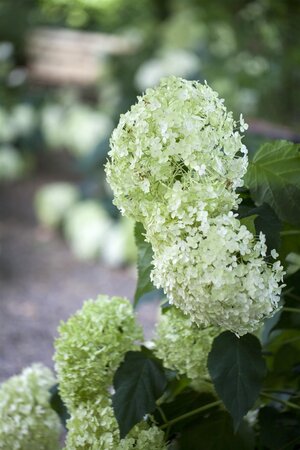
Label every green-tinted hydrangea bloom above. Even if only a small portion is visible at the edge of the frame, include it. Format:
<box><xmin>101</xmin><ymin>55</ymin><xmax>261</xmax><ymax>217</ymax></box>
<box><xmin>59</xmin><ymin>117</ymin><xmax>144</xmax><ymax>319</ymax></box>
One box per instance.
<box><xmin>106</xmin><ymin>76</ymin><xmax>248</xmax><ymax>231</ymax></box>
<box><xmin>154</xmin><ymin>306</ymin><xmax>218</xmax><ymax>387</ymax></box>
<box><xmin>64</xmin><ymin>397</ymin><xmax>166</xmax><ymax>450</ymax></box>
<box><xmin>0</xmin><ymin>363</ymin><xmax>62</xmax><ymax>450</ymax></box>
<box><xmin>151</xmin><ymin>213</ymin><xmax>284</xmax><ymax>336</ymax></box>
<box><xmin>54</xmin><ymin>295</ymin><xmax>143</xmax><ymax>408</ymax></box>
<box><xmin>106</xmin><ymin>75</ymin><xmax>284</xmax><ymax>336</ymax></box>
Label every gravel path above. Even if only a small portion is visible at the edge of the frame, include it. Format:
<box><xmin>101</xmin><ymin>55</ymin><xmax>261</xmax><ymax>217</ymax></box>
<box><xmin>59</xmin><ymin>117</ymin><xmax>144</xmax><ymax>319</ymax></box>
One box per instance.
<box><xmin>0</xmin><ymin>179</ymin><xmax>159</xmax><ymax>382</ymax></box>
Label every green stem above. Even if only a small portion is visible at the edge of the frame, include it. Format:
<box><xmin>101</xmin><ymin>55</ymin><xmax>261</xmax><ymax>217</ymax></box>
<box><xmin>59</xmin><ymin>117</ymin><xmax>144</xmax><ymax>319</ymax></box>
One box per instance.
<box><xmin>261</xmin><ymin>392</ymin><xmax>300</xmax><ymax>411</ymax></box>
<box><xmin>157</xmin><ymin>406</ymin><xmax>168</xmax><ymax>424</ymax></box>
<box><xmin>160</xmin><ymin>400</ymin><xmax>222</xmax><ymax>430</ymax></box>
<box><xmin>282</xmin><ymin>307</ymin><xmax>300</xmax><ymax>314</ymax></box>
<box><xmin>280</xmin><ymin>230</ymin><xmax>300</xmax><ymax>236</ymax></box>
<box><xmin>263</xmin><ymin>388</ymin><xmax>298</xmax><ymax>396</ymax></box>
<box><xmin>286</xmin><ymin>292</ymin><xmax>300</xmax><ymax>302</ymax></box>
<box><xmin>281</xmin><ymin>335</ymin><xmax>300</xmax><ymax>345</ymax></box>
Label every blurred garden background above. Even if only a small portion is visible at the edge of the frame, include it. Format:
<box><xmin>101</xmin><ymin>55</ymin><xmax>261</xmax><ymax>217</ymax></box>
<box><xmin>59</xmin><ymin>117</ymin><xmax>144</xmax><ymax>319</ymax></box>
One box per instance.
<box><xmin>0</xmin><ymin>0</ymin><xmax>299</xmax><ymax>381</ymax></box>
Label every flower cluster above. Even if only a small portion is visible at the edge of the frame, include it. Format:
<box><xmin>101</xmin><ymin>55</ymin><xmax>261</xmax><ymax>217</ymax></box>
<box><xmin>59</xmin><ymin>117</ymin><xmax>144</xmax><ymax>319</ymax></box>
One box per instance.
<box><xmin>152</xmin><ymin>213</ymin><xmax>284</xmax><ymax>336</ymax></box>
<box><xmin>65</xmin><ymin>396</ymin><xmax>166</xmax><ymax>450</ymax></box>
<box><xmin>106</xmin><ymin>76</ymin><xmax>248</xmax><ymax>230</ymax></box>
<box><xmin>106</xmin><ymin>76</ymin><xmax>284</xmax><ymax>335</ymax></box>
<box><xmin>0</xmin><ymin>363</ymin><xmax>61</xmax><ymax>450</ymax></box>
<box><xmin>55</xmin><ymin>296</ymin><xmax>166</xmax><ymax>448</ymax></box>
<box><xmin>54</xmin><ymin>295</ymin><xmax>143</xmax><ymax>409</ymax></box>
<box><xmin>154</xmin><ymin>306</ymin><xmax>218</xmax><ymax>388</ymax></box>
<box><xmin>118</xmin><ymin>421</ymin><xmax>166</xmax><ymax>450</ymax></box>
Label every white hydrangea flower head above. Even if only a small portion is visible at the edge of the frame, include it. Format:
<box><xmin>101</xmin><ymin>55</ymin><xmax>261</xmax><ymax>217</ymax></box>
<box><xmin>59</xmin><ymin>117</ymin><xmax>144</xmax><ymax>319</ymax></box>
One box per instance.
<box><xmin>151</xmin><ymin>213</ymin><xmax>284</xmax><ymax>336</ymax></box>
<box><xmin>0</xmin><ymin>363</ymin><xmax>62</xmax><ymax>450</ymax></box>
<box><xmin>106</xmin><ymin>76</ymin><xmax>248</xmax><ymax>229</ymax></box>
<box><xmin>54</xmin><ymin>295</ymin><xmax>143</xmax><ymax>409</ymax></box>
<box><xmin>64</xmin><ymin>396</ymin><xmax>166</xmax><ymax>450</ymax></box>
<box><xmin>105</xmin><ymin>75</ymin><xmax>284</xmax><ymax>336</ymax></box>
<box><xmin>154</xmin><ymin>306</ymin><xmax>219</xmax><ymax>387</ymax></box>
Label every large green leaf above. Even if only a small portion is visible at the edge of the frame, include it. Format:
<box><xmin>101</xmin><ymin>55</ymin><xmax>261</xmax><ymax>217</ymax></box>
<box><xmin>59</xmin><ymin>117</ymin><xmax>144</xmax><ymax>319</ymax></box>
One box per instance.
<box><xmin>207</xmin><ymin>332</ymin><xmax>266</xmax><ymax>430</ymax></box>
<box><xmin>245</xmin><ymin>140</ymin><xmax>300</xmax><ymax>225</ymax></box>
<box><xmin>133</xmin><ymin>222</ymin><xmax>156</xmax><ymax>307</ymax></box>
<box><xmin>112</xmin><ymin>350</ymin><xmax>167</xmax><ymax>438</ymax></box>
<box><xmin>178</xmin><ymin>411</ymin><xmax>255</xmax><ymax>450</ymax></box>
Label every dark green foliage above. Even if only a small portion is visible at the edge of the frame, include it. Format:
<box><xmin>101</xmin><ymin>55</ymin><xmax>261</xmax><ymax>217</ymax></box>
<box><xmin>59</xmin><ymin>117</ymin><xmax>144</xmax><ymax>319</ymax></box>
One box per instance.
<box><xmin>208</xmin><ymin>332</ymin><xmax>266</xmax><ymax>430</ymax></box>
<box><xmin>238</xmin><ymin>202</ymin><xmax>281</xmax><ymax>255</ymax></box>
<box><xmin>154</xmin><ymin>390</ymin><xmax>219</xmax><ymax>434</ymax></box>
<box><xmin>133</xmin><ymin>222</ymin><xmax>156</xmax><ymax>307</ymax></box>
<box><xmin>112</xmin><ymin>350</ymin><xmax>167</xmax><ymax>438</ymax></box>
<box><xmin>49</xmin><ymin>383</ymin><xmax>70</xmax><ymax>427</ymax></box>
<box><xmin>273</xmin><ymin>271</ymin><xmax>300</xmax><ymax>331</ymax></box>
<box><xmin>245</xmin><ymin>141</ymin><xmax>300</xmax><ymax>225</ymax></box>
<box><xmin>263</xmin><ymin>326</ymin><xmax>300</xmax><ymax>392</ymax></box>
<box><xmin>259</xmin><ymin>407</ymin><xmax>300</xmax><ymax>450</ymax></box>
<box><xmin>178</xmin><ymin>411</ymin><xmax>255</xmax><ymax>450</ymax></box>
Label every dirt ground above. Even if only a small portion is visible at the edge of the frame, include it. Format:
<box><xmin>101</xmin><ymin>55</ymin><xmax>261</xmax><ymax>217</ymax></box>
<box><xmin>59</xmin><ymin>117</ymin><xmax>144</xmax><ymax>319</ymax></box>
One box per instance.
<box><xmin>0</xmin><ymin>178</ymin><xmax>159</xmax><ymax>382</ymax></box>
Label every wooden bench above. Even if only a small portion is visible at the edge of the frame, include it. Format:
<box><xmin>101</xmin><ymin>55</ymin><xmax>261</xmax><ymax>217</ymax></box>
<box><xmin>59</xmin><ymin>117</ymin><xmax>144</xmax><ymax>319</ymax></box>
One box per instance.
<box><xmin>27</xmin><ymin>27</ymin><xmax>137</xmax><ymax>86</ymax></box>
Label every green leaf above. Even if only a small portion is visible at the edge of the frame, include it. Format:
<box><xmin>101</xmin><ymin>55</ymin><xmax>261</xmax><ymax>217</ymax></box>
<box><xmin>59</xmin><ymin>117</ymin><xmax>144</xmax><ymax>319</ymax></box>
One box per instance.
<box><xmin>261</xmin><ymin>328</ymin><xmax>300</xmax><ymax>392</ymax></box>
<box><xmin>49</xmin><ymin>384</ymin><xmax>70</xmax><ymax>428</ymax></box>
<box><xmin>240</xmin><ymin>214</ymin><xmax>257</xmax><ymax>235</ymax></box>
<box><xmin>265</xmin><ymin>329</ymin><xmax>300</xmax><ymax>358</ymax></box>
<box><xmin>245</xmin><ymin>140</ymin><xmax>300</xmax><ymax>225</ymax></box>
<box><xmin>134</xmin><ymin>222</ymin><xmax>156</xmax><ymax>307</ymax></box>
<box><xmin>254</xmin><ymin>203</ymin><xmax>282</xmax><ymax>253</ymax></box>
<box><xmin>259</xmin><ymin>407</ymin><xmax>300</xmax><ymax>450</ymax></box>
<box><xmin>238</xmin><ymin>203</ymin><xmax>281</xmax><ymax>254</ymax></box>
<box><xmin>160</xmin><ymin>374</ymin><xmax>191</xmax><ymax>404</ymax></box>
<box><xmin>112</xmin><ymin>350</ymin><xmax>167</xmax><ymax>438</ymax></box>
<box><xmin>207</xmin><ymin>331</ymin><xmax>266</xmax><ymax>430</ymax></box>
<box><xmin>178</xmin><ymin>410</ymin><xmax>255</xmax><ymax>450</ymax></box>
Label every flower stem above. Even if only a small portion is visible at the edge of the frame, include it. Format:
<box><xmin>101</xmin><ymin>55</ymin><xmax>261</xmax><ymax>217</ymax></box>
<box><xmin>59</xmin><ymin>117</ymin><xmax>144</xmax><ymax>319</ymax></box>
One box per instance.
<box><xmin>157</xmin><ymin>406</ymin><xmax>168</xmax><ymax>424</ymax></box>
<box><xmin>261</xmin><ymin>392</ymin><xmax>300</xmax><ymax>411</ymax></box>
<box><xmin>280</xmin><ymin>230</ymin><xmax>300</xmax><ymax>236</ymax></box>
<box><xmin>282</xmin><ymin>307</ymin><xmax>300</xmax><ymax>314</ymax></box>
<box><xmin>263</xmin><ymin>388</ymin><xmax>299</xmax><ymax>396</ymax></box>
<box><xmin>159</xmin><ymin>400</ymin><xmax>222</xmax><ymax>430</ymax></box>
<box><xmin>285</xmin><ymin>292</ymin><xmax>300</xmax><ymax>302</ymax></box>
